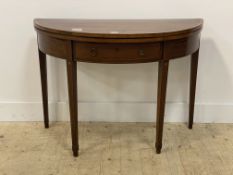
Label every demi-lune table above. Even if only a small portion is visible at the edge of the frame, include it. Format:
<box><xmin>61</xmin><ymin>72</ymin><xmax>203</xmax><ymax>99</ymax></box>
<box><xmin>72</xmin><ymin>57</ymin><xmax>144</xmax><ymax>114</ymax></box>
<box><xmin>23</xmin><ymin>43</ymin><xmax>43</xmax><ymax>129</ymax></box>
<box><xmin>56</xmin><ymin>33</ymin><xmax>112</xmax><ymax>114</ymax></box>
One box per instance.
<box><xmin>34</xmin><ymin>19</ymin><xmax>203</xmax><ymax>157</ymax></box>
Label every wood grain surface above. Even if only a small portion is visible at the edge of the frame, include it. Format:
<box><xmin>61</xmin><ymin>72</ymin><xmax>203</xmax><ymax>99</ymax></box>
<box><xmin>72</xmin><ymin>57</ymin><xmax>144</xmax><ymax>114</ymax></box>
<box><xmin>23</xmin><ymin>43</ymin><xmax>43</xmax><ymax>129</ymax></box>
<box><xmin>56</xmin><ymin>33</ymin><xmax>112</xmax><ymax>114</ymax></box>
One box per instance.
<box><xmin>35</xmin><ymin>19</ymin><xmax>203</xmax><ymax>157</ymax></box>
<box><xmin>34</xmin><ymin>19</ymin><xmax>203</xmax><ymax>39</ymax></box>
<box><xmin>0</xmin><ymin>122</ymin><xmax>232</xmax><ymax>175</ymax></box>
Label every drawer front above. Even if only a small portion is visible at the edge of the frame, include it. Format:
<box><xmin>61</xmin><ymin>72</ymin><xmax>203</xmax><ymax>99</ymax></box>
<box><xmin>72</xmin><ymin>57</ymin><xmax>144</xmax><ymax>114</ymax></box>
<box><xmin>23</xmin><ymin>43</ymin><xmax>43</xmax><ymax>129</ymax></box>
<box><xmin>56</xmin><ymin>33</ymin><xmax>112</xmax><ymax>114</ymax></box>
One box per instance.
<box><xmin>74</xmin><ymin>42</ymin><xmax>161</xmax><ymax>63</ymax></box>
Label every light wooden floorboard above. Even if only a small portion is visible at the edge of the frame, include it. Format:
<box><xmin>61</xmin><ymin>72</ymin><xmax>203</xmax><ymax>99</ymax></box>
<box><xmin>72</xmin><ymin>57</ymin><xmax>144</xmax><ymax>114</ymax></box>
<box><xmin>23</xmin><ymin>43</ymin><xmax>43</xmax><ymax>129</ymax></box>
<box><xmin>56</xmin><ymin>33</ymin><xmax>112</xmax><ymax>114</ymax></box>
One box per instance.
<box><xmin>0</xmin><ymin>122</ymin><xmax>232</xmax><ymax>175</ymax></box>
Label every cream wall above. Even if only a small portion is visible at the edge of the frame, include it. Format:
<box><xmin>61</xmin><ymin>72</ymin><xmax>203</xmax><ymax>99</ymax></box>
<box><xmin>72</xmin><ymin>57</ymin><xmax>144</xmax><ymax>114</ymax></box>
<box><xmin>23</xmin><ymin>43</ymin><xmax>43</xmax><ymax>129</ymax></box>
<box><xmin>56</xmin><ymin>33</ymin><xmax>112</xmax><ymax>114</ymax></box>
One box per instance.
<box><xmin>0</xmin><ymin>0</ymin><xmax>233</xmax><ymax>122</ymax></box>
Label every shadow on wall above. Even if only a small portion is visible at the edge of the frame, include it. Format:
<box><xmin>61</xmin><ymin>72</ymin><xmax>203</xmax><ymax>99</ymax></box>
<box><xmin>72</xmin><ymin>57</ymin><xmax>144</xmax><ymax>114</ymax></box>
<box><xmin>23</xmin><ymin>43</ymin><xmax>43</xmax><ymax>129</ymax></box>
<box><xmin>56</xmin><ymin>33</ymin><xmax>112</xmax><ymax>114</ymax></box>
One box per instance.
<box><xmin>49</xmin><ymin>56</ymin><xmax>191</xmax><ymax>122</ymax></box>
<box><xmin>24</xmin><ymin>37</ymin><xmax>64</xmax><ymax>121</ymax></box>
<box><xmin>195</xmin><ymin>37</ymin><xmax>233</xmax><ymax>122</ymax></box>
<box><xmin>66</xmin><ymin>62</ymin><xmax>157</xmax><ymax>121</ymax></box>
<box><xmin>27</xmin><ymin>37</ymin><xmax>233</xmax><ymax>122</ymax></box>
<box><xmin>198</xmin><ymin>38</ymin><xmax>233</xmax><ymax>102</ymax></box>
<box><xmin>22</xmin><ymin>38</ymin><xmax>39</xmax><ymax>100</ymax></box>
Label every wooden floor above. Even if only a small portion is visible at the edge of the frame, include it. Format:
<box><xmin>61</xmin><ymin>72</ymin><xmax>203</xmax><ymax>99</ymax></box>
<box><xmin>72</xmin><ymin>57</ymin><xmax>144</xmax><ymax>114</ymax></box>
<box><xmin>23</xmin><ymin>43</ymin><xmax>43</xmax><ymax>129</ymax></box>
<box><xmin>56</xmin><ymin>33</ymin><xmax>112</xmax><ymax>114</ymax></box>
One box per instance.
<box><xmin>0</xmin><ymin>122</ymin><xmax>233</xmax><ymax>175</ymax></box>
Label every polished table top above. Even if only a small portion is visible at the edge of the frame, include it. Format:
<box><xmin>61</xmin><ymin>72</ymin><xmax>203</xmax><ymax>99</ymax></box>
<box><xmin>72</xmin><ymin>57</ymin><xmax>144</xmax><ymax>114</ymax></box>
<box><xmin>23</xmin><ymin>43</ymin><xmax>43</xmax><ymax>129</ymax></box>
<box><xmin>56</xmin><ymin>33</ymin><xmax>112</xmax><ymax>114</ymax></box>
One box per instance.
<box><xmin>34</xmin><ymin>19</ymin><xmax>203</xmax><ymax>157</ymax></box>
<box><xmin>34</xmin><ymin>19</ymin><xmax>203</xmax><ymax>39</ymax></box>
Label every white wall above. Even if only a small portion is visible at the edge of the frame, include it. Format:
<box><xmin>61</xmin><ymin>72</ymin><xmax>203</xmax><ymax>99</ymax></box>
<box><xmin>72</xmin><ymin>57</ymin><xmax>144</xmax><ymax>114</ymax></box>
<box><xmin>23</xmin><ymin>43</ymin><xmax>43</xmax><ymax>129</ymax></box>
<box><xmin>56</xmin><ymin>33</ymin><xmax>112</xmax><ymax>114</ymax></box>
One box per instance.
<box><xmin>0</xmin><ymin>0</ymin><xmax>233</xmax><ymax>122</ymax></box>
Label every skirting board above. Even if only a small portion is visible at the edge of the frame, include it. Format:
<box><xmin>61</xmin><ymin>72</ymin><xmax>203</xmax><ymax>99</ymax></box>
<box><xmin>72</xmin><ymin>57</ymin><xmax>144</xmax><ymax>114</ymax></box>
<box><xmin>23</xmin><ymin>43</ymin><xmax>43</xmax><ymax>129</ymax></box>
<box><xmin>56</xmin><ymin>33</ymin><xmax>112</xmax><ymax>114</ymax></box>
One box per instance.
<box><xmin>0</xmin><ymin>101</ymin><xmax>233</xmax><ymax>123</ymax></box>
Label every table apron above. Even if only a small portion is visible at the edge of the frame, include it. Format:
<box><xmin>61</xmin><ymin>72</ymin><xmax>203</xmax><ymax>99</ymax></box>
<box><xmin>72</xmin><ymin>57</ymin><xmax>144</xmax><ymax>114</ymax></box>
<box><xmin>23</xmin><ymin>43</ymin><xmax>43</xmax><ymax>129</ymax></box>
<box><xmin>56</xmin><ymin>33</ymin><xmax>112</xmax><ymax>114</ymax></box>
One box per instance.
<box><xmin>37</xmin><ymin>32</ymin><xmax>200</xmax><ymax>62</ymax></box>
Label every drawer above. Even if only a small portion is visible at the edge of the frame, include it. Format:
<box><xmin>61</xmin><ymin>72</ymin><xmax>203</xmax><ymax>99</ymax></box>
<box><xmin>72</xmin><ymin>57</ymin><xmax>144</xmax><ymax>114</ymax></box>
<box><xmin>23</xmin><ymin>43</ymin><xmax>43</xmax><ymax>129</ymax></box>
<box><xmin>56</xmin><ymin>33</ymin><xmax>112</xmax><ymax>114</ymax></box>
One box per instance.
<box><xmin>74</xmin><ymin>42</ymin><xmax>161</xmax><ymax>63</ymax></box>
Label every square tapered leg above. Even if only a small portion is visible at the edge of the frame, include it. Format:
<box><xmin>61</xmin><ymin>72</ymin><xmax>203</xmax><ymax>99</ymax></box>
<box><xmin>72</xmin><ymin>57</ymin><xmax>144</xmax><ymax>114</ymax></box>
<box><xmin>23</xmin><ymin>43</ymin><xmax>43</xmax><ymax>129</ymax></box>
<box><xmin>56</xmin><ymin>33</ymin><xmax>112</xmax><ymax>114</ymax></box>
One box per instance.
<box><xmin>67</xmin><ymin>60</ymin><xmax>79</xmax><ymax>157</ymax></box>
<box><xmin>155</xmin><ymin>60</ymin><xmax>169</xmax><ymax>154</ymax></box>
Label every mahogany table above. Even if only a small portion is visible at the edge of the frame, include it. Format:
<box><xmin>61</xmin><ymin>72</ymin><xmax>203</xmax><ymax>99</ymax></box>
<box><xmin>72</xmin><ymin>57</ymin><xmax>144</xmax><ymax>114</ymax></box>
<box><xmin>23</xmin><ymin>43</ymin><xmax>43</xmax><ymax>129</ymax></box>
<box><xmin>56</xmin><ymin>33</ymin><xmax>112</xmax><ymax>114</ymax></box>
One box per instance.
<box><xmin>34</xmin><ymin>19</ymin><xmax>203</xmax><ymax>157</ymax></box>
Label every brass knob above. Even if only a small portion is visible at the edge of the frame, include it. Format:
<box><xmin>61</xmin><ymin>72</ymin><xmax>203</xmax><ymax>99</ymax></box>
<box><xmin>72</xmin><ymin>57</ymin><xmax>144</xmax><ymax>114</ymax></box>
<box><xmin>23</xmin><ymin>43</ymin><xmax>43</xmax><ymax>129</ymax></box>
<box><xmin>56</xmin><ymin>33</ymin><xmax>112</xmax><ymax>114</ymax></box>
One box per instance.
<box><xmin>139</xmin><ymin>49</ymin><xmax>145</xmax><ymax>56</ymax></box>
<box><xmin>90</xmin><ymin>47</ymin><xmax>97</xmax><ymax>57</ymax></box>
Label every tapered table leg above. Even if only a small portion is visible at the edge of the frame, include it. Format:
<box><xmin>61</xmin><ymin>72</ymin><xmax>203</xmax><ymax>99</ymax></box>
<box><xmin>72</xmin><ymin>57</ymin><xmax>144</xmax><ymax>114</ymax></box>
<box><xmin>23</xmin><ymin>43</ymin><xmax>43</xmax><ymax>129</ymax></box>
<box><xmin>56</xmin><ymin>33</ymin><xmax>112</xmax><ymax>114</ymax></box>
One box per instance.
<box><xmin>188</xmin><ymin>49</ymin><xmax>199</xmax><ymax>129</ymax></box>
<box><xmin>155</xmin><ymin>60</ymin><xmax>169</xmax><ymax>154</ymax></box>
<box><xmin>67</xmin><ymin>60</ymin><xmax>79</xmax><ymax>157</ymax></box>
<box><xmin>38</xmin><ymin>49</ymin><xmax>49</xmax><ymax>128</ymax></box>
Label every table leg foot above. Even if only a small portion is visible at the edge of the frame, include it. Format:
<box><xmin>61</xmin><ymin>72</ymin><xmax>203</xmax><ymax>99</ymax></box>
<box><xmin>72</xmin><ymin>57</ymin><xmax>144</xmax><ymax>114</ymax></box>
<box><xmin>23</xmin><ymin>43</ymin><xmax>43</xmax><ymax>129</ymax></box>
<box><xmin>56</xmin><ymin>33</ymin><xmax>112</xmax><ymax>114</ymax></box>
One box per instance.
<box><xmin>72</xmin><ymin>148</ymin><xmax>79</xmax><ymax>157</ymax></box>
<box><xmin>155</xmin><ymin>143</ymin><xmax>162</xmax><ymax>154</ymax></box>
<box><xmin>45</xmin><ymin>124</ymin><xmax>49</xmax><ymax>129</ymax></box>
<box><xmin>188</xmin><ymin>124</ymin><xmax>193</xmax><ymax>129</ymax></box>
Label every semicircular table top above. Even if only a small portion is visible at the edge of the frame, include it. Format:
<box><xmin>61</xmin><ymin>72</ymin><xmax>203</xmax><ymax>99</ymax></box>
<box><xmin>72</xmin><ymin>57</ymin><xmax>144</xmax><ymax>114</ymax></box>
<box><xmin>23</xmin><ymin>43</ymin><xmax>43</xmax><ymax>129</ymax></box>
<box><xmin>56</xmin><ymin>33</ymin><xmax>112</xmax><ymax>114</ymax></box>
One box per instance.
<box><xmin>34</xmin><ymin>18</ymin><xmax>204</xmax><ymax>157</ymax></box>
<box><xmin>34</xmin><ymin>18</ymin><xmax>203</xmax><ymax>39</ymax></box>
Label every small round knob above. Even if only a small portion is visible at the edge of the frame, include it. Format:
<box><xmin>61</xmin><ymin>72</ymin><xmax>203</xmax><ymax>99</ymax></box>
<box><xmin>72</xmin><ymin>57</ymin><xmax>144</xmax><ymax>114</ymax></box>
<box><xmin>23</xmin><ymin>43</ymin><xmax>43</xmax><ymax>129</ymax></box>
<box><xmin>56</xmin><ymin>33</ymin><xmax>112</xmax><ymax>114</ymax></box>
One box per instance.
<box><xmin>90</xmin><ymin>47</ymin><xmax>97</xmax><ymax>57</ymax></box>
<box><xmin>139</xmin><ymin>49</ymin><xmax>145</xmax><ymax>56</ymax></box>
